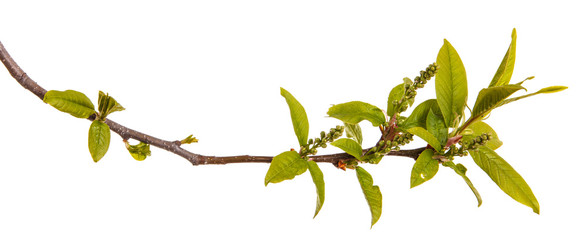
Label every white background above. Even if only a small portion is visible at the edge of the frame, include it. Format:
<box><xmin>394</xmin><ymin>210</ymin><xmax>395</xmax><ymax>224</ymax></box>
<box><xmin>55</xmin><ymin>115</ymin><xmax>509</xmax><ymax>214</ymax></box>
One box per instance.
<box><xmin>1</xmin><ymin>0</ymin><xmax>585</xmax><ymax>239</ymax></box>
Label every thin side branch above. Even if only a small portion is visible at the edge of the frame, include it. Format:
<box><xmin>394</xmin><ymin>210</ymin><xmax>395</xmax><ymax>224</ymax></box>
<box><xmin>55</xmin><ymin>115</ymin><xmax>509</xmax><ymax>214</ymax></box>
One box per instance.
<box><xmin>1</xmin><ymin>41</ymin><xmax>425</xmax><ymax>166</ymax></box>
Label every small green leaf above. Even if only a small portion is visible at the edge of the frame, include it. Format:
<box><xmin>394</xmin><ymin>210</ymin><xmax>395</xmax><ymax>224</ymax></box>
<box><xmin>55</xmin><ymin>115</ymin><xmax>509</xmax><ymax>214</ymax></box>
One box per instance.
<box><xmin>462</xmin><ymin>121</ymin><xmax>502</xmax><ymax>150</ymax></box>
<box><xmin>400</xmin><ymin>99</ymin><xmax>442</xmax><ymax>130</ymax></box>
<box><xmin>496</xmin><ymin>86</ymin><xmax>568</xmax><ymax>108</ymax></box>
<box><xmin>264</xmin><ymin>151</ymin><xmax>308</xmax><ymax>186</ymax></box>
<box><xmin>280</xmin><ymin>88</ymin><xmax>310</xmax><ymax>147</ymax></box>
<box><xmin>307</xmin><ymin>161</ymin><xmax>325</xmax><ymax>218</ymax></box>
<box><xmin>426</xmin><ymin>111</ymin><xmax>448</xmax><ymax>147</ymax></box>
<box><xmin>180</xmin><ymin>134</ymin><xmax>199</xmax><ymax>144</ymax></box>
<box><xmin>331</xmin><ymin>138</ymin><xmax>364</xmax><ymax>161</ymax></box>
<box><xmin>356</xmin><ymin>166</ymin><xmax>382</xmax><ymax>228</ymax></box>
<box><xmin>43</xmin><ymin>90</ymin><xmax>95</xmax><ymax>118</ymax></box>
<box><xmin>125</xmin><ymin>141</ymin><xmax>151</xmax><ymax>161</ymax></box>
<box><xmin>469</xmin><ymin>146</ymin><xmax>540</xmax><ymax>214</ymax></box>
<box><xmin>98</xmin><ymin>91</ymin><xmax>125</xmax><ymax>119</ymax></box>
<box><xmin>410</xmin><ymin>149</ymin><xmax>439</xmax><ymax>188</ymax></box>
<box><xmin>327</xmin><ymin>101</ymin><xmax>386</xmax><ymax>126</ymax></box>
<box><xmin>344</xmin><ymin>123</ymin><xmax>363</xmax><ymax>146</ymax></box>
<box><xmin>443</xmin><ymin>161</ymin><xmax>482</xmax><ymax>207</ymax></box>
<box><xmin>471</xmin><ymin>85</ymin><xmax>525</xmax><ymax>119</ymax></box>
<box><xmin>387</xmin><ymin>83</ymin><xmax>405</xmax><ymax>118</ymax></box>
<box><xmin>406</xmin><ymin>127</ymin><xmax>443</xmax><ymax>152</ymax></box>
<box><xmin>88</xmin><ymin>120</ymin><xmax>111</xmax><ymax>162</ymax></box>
<box><xmin>489</xmin><ymin>28</ymin><xmax>517</xmax><ymax>87</ymax></box>
<box><xmin>435</xmin><ymin>39</ymin><xmax>468</xmax><ymax>127</ymax></box>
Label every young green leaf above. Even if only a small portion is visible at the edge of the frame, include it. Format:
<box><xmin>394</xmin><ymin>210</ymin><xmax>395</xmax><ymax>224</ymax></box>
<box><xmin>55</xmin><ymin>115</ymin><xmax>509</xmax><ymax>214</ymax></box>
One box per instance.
<box><xmin>426</xmin><ymin>111</ymin><xmax>448</xmax><ymax>147</ymax></box>
<box><xmin>489</xmin><ymin>28</ymin><xmax>517</xmax><ymax>87</ymax></box>
<box><xmin>327</xmin><ymin>101</ymin><xmax>386</xmax><ymax>126</ymax></box>
<box><xmin>462</xmin><ymin>121</ymin><xmax>503</xmax><ymax>150</ymax></box>
<box><xmin>344</xmin><ymin>122</ymin><xmax>363</xmax><ymax>146</ymax></box>
<box><xmin>410</xmin><ymin>149</ymin><xmax>439</xmax><ymax>188</ymax></box>
<box><xmin>43</xmin><ymin>90</ymin><xmax>95</xmax><ymax>118</ymax></box>
<box><xmin>125</xmin><ymin>141</ymin><xmax>151</xmax><ymax>161</ymax></box>
<box><xmin>495</xmin><ymin>86</ymin><xmax>568</xmax><ymax>108</ymax></box>
<box><xmin>387</xmin><ymin>83</ymin><xmax>405</xmax><ymax>118</ymax></box>
<box><xmin>88</xmin><ymin>120</ymin><xmax>111</xmax><ymax>162</ymax></box>
<box><xmin>406</xmin><ymin>127</ymin><xmax>443</xmax><ymax>152</ymax></box>
<box><xmin>307</xmin><ymin>161</ymin><xmax>325</xmax><ymax>218</ymax></box>
<box><xmin>280</xmin><ymin>88</ymin><xmax>310</xmax><ymax>147</ymax></box>
<box><xmin>356</xmin><ymin>166</ymin><xmax>382</xmax><ymax>228</ymax></box>
<box><xmin>180</xmin><ymin>134</ymin><xmax>199</xmax><ymax>144</ymax></box>
<box><xmin>443</xmin><ymin>161</ymin><xmax>483</xmax><ymax>207</ymax></box>
<box><xmin>435</xmin><ymin>39</ymin><xmax>468</xmax><ymax>127</ymax></box>
<box><xmin>471</xmin><ymin>85</ymin><xmax>525</xmax><ymax>119</ymax></box>
<box><xmin>264</xmin><ymin>151</ymin><xmax>308</xmax><ymax>186</ymax></box>
<box><xmin>98</xmin><ymin>91</ymin><xmax>125</xmax><ymax>120</ymax></box>
<box><xmin>331</xmin><ymin>138</ymin><xmax>364</xmax><ymax>161</ymax></box>
<box><xmin>469</xmin><ymin>146</ymin><xmax>540</xmax><ymax>214</ymax></box>
<box><xmin>400</xmin><ymin>99</ymin><xmax>442</xmax><ymax>130</ymax></box>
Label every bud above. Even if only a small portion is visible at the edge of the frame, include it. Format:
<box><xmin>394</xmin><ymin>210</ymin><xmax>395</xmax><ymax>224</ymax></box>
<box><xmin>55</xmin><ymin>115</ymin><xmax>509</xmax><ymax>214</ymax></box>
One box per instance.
<box><xmin>320</xmin><ymin>131</ymin><xmax>326</xmax><ymax>139</ymax></box>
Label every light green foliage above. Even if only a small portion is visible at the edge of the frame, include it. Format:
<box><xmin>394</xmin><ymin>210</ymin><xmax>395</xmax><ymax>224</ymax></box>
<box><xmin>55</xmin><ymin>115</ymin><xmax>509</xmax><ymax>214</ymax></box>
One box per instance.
<box><xmin>280</xmin><ymin>88</ymin><xmax>310</xmax><ymax>147</ymax></box>
<box><xmin>307</xmin><ymin>161</ymin><xmax>325</xmax><ymax>218</ymax></box>
<box><xmin>406</xmin><ymin>127</ymin><xmax>443</xmax><ymax>152</ymax></box>
<box><xmin>489</xmin><ymin>28</ymin><xmax>517</xmax><ymax>87</ymax></box>
<box><xmin>469</xmin><ymin>146</ymin><xmax>540</xmax><ymax>214</ymax></box>
<box><xmin>426</xmin><ymin>111</ymin><xmax>448</xmax><ymax>147</ymax></box>
<box><xmin>443</xmin><ymin>161</ymin><xmax>482</xmax><ymax>207</ymax></box>
<box><xmin>331</xmin><ymin>138</ymin><xmax>364</xmax><ymax>161</ymax></box>
<box><xmin>410</xmin><ymin>149</ymin><xmax>439</xmax><ymax>188</ymax></box>
<box><xmin>180</xmin><ymin>134</ymin><xmax>199</xmax><ymax>144</ymax></box>
<box><xmin>496</xmin><ymin>85</ymin><xmax>568</xmax><ymax>108</ymax></box>
<box><xmin>43</xmin><ymin>90</ymin><xmax>95</xmax><ymax>118</ymax></box>
<box><xmin>264</xmin><ymin>151</ymin><xmax>308</xmax><ymax>186</ymax></box>
<box><xmin>387</xmin><ymin>83</ymin><xmax>406</xmax><ymax>118</ymax></box>
<box><xmin>125</xmin><ymin>141</ymin><xmax>151</xmax><ymax>161</ymax></box>
<box><xmin>462</xmin><ymin>121</ymin><xmax>502</xmax><ymax>150</ymax></box>
<box><xmin>400</xmin><ymin>99</ymin><xmax>442</xmax><ymax>130</ymax></box>
<box><xmin>471</xmin><ymin>85</ymin><xmax>525</xmax><ymax>119</ymax></box>
<box><xmin>88</xmin><ymin>120</ymin><xmax>111</xmax><ymax>162</ymax></box>
<box><xmin>356</xmin><ymin>166</ymin><xmax>382</xmax><ymax>228</ymax></box>
<box><xmin>344</xmin><ymin>123</ymin><xmax>363</xmax><ymax>146</ymax></box>
<box><xmin>435</xmin><ymin>39</ymin><xmax>468</xmax><ymax>128</ymax></box>
<box><xmin>97</xmin><ymin>91</ymin><xmax>125</xmax><ymax>120</ymax></box>
<box><xmin>327</xmin><ymin>101</ymin><xmax>386</xmax><ymax>126</ymax></box>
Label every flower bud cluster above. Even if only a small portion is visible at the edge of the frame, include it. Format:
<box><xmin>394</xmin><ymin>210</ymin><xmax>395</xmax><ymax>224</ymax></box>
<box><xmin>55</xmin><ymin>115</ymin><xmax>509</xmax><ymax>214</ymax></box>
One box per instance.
<box><xmin>301</xmin><ymin>125</ymin><xmax>344</xmax><ymax>157</ymax></box>
<box><xmin>461</xmin><ymin>133</ymin><xmax>492</xmax><ymax>151</ymax></box>
<box><xmin>397</xmin><ymin>63</ymin><xmax>439</xmax><ymax>114</ymax></box>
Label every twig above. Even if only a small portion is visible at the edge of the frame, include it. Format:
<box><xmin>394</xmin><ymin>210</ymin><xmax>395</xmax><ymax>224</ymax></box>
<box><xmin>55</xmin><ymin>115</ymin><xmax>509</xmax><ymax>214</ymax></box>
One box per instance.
<box><xmin>0</xmin><ymin>41</ymin><xmax>425</xmax><ymax>166</ymax></box>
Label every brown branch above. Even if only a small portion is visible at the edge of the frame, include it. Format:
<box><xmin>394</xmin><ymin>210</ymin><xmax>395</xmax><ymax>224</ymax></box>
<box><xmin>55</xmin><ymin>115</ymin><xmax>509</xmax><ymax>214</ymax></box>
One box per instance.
<box><xmin>0</xmin><ymin>40</ymin><xmax>426</xmax><ymax>166</ymax></box>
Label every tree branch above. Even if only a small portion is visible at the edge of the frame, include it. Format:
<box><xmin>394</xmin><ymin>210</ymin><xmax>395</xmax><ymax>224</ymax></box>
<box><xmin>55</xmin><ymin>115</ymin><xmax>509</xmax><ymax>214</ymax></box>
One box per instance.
<box><xmin>0</xmin><ymin>41</ymin><xmax>425</xmax><ymax>166</ymax></box>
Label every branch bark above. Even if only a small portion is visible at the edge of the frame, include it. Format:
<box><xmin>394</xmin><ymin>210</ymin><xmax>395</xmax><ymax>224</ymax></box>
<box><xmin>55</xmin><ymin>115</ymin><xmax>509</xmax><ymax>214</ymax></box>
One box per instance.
<box><xmin>0</xmin><ymin>41</ymin><xmax>426</xmax><ymax>166</ymax></box>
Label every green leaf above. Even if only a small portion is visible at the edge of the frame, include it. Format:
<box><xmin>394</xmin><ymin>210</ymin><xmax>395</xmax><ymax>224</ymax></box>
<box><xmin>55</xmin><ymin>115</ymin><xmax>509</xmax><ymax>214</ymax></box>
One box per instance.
<box><xmin>43</xmin><ymin>90</ymin><xmax>95</xmax><ymax>118</ymax></box>
<box><xmin>125</xmin><ymin>141</ymin><xmax>151</xmax><ymax>161</ymax></box>
<box><xmin>410</xmin><ymin>149</ymin><xmax>439</xmax><ymax>188</ymax></box>
<box><xmin>489</xmin><ymin>28</ymin><xmax>517</xmax><ymax>87</ymax></box>
<box><xmin>387</xmin><ymin>83</ymin><xmax>405</xmax><ymax>118</ymax></box>
<box><xmin>280</xmin><ymin>88</ymin><xmax>310</xmax><ymax>147</ymax></box>
<box><xmin>180</xmin><ymin>134</ymin><xmax>199</xmax><ymax>144</ymax></box>
<box><xmin>471</xmin><ymin>85</ymin><xmax>525</xmax><ymax>119</ymax></box>
<box><xmin>88</xmin><ymin>120</ymin><xmax>111</xmax><ymax>162</ymax></box>
<box><xmin>406</xmin><ymin>127</ymin><xmax>443</xmax><ymax>152</ymax></box>
<box><xmin>307</xmin><ymin>161</ymin><xmax>325</xmax><ymax>218</ymax></box>
<box><xmin>98</xmin><ymin>91</ymin><xmax>125</xmax><ymax>119</ymax></box>
<box><xmin>344</xmin><ymin>123</ymin><xmax>363</xmax><ymax>146</ymax></box>
<box><xmin>327</xmin><ymin>101</ymin><xmax>386</xmax><ymax>126</ymax></box>
<box><xmin>496</xmin><ymin>86</ymin><xmax>568</xmax><ymax>108</ymax></box>
<box><xmin>264</xmin><ymin>151</ymin><xmax>308</xmax><ymax>186</ymax></box>
<box><xmin>356</xmin><ymin>166</ymin><xmax>382</xmax><ymax>228</ymax></box>
<box><xmin>462</xmin><ymin>121</ymin><xmax>503</xmax><ymax>150</ymax></box>
<box><xmin>469</xmin><ymin>146</ymin><xmax>540</xmax><ymax>214</ymax></box>
<box><xmin>400</xmin><ymin>99</ymin><xmax>441</xmax><ymax>130</ymax></box>
<box><xmin>435</xmin><ymin>39</ymin><xmax>468</xmax><ymax>127</ymax></box>
<box><xmin>331</xmin><ymin>138</ymin><xmax>364</xmax><ymax>161</ymax></box>
<box><xmin>443</xmin><ymin>161</ymin><xmax>483</xmax><ymax>207</ymax></box>
<box><xmin>426</xmin><ymin>111</ymin><xmax>448</xmax><ymax>147</ymax></box>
